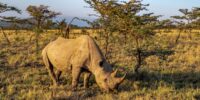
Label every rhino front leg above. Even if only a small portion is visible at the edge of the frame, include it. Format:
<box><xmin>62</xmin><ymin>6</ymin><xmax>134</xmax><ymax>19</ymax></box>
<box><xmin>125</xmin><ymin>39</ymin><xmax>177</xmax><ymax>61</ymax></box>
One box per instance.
<box><xmin>71</xmin><ymin>67</ymin><xmax>81</xmax><ymax>90</ymax></box>
<box><xmin>84</xmin><ymin>72</ymin><xmax>91</xmax><ymax>89</ymax></box>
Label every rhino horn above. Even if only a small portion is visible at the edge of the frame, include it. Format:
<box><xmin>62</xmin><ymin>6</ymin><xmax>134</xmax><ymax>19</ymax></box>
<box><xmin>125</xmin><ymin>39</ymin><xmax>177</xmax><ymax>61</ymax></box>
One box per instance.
<box><xmin>111</xmin><ymin>69</ymin><xmax>118</xmax><ymax>77</ymax></box>
<box><xmin>116</xmin><ymin>73</ymin><xmax>126</xmax><ymax>84</ymax></box>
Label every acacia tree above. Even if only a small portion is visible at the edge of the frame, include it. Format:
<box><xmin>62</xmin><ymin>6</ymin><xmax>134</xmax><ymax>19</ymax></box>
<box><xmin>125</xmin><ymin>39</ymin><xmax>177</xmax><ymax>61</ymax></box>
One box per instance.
<box><xmin>43</xmin><ymin>19</ymin><xmax>56</xmax><ymax>32</ymax></box>
<box><xmin>57</xmin><ymin>19</ymin><xmax>67</xmax><ymax>34</ymax></box>
<box><xmin>0</xmin><ymin>2</ymin><xmax>21</xmax><ymax>44</ymax></box>
<box><xmin>63</xmin><ymin>17</ymin><xmax>80</xmax><ymax>38</ymax></box>
<box><xmin>56</xmin><ymin>17</ymin><xmax>80</xmax><ymax>38</ymax></box>
<box><xmin>172</xmin><ymin>8</ymin><xmax>200</xmax><ymax>42</ymax></box>
<box><xmin>190</xmin><ymin>7</ymin><xmax>200</xmax><ymax>31</ymax></box>
<box><xmin>0</xmin><ymin>2</ymin><xmax>21</xmax><ymax>18</ymax></box>
<box><xmin>172</xmin><ymin>9</ymin><xmax>197</xmax><ymax>40</ymax></box>
<box><xmin>26</xmin><ymin>5</ymin><xmax>60</xmax><ymax>57</ymax></box>
<box><xmin>171</xmin><ymin>16</ymin><xmax>185</xmax><ymax>44</ymax></box>
<box><xmin>156</xmin><ymin>19</ymin><xmax>173</xmax><ymax>34</ymax></box>
<box><xmin>85</xmin><ymin>0</ymin><xmax>159</xmax><ymax>73</ymax></box>
<box><xmin>3</xmin><ymin>17</ymin><xmax>28</xmax><ymax>35</ymax></box>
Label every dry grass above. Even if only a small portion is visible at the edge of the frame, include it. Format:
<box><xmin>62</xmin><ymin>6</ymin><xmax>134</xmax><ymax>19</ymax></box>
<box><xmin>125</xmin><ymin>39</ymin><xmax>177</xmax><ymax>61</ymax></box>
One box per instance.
<box><xmin>0</xmin><ymin>29</ymin><xmax>200</xmax><ymax>99</ymax></box>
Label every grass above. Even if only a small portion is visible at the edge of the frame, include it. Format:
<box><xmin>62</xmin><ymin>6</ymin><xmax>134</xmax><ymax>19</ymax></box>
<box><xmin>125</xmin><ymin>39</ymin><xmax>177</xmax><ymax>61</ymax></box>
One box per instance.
<box><xmin>0</xmin><ymin>29</ymin><xmax>200</xmax><ymax>99</ymax></box>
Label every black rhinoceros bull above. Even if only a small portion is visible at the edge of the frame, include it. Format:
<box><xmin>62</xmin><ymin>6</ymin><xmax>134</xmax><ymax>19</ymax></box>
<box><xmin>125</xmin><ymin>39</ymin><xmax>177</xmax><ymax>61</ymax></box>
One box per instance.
<box><xmin>42</xmin><ymin>35</ymin><xmax>126</xmax><ymax>91</ymax></box>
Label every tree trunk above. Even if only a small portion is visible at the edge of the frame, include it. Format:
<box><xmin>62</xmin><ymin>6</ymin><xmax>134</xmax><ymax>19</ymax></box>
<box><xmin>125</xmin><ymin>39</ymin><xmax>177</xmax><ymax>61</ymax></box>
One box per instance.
<box><xmin>135</xmin><ymin>48</ymin><xmax>142</xmax><ymax>73</ymax></box>
<box><xmin>64</xmin><ymin>25</ymin><xmax>70</xmax><ymax>39</ymax></box>
<box><xmin>35</xmin><ymin>32</ymin><xmax>39</xmax><ymax>58</ymax></box>
<box><xmin>104</xmin><ymin>30</ymin><xmax>109</xmax><ymax>60</ymax></box>
<box><xmin>134</xmin><ymin>37</ymin><xmax>142</xmax><ymax>74</ymax></box>
<box><xmin>175</xmin><ymin>29</ymin><xmax>182</xmax><ymax>44</ymax></box>
<box><xmin>188</xmin><ymin>28</ymin><xmax>192</xmax><ymax>40</ymax></box>
<box><xmin>29</xmin><ymin>34</ymin><xmax>34</xmax><ymax>43</ymax></box>
<box><xmin>0</xmin><ymin>27</ymin><xmax>11</xmax><ymax>45</ymax></box>
<box><xmin>35</xmin><ymin>20</ymin><xmax>41</xmax><ymax>59</ymax></box>
<box><xmin>63</xmin><ymin>17</ymin><xmax>78</xmax><ymax>39</ymax></box>
<box><xmin>15</xmin><ymin>29</ymin><xmax>18</xmax><ymax>35</ymax></box>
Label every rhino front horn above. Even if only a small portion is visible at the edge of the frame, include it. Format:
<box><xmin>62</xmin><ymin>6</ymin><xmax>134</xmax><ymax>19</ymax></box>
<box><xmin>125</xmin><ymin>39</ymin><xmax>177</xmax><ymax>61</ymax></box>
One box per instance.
<box><xmin>111</xmin><ymin>69</ymin><xmax>118</xmax><ymax>77</ymax></box>
<box><xmin>117</xmin><ymin>73</ymin><xmax>126</xmax><ymax>84</ymax></box>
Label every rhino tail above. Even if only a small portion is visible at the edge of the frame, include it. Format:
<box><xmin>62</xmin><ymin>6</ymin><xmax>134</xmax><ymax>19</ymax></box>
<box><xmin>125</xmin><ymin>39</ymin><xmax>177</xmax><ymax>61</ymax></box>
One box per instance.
<box><xmin>42</xmin><ymin>48</ymin><xmax>50</xmax><ymax>68</ymax></box>
<box><xmin>42</xmin><ymin>48</ymin><xmax>58</xmax><ymax>85</ymax></box>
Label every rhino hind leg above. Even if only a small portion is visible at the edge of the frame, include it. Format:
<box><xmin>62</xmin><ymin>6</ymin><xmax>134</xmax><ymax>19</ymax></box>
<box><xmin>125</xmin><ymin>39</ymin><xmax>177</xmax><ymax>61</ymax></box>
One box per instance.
<box><xmin>84</xmin><ymin>72</ymin><xmax>91</xmax><ymax>89</ymax></box>
<box><xmin>42</xmin><ymin>52</ymin><xmax>58</xmax><ymax>86</ymax></box>
<box><xmin>56</xmin><ymin>70</ymin><xmax>62</xmax><ymax>82</ymax></box>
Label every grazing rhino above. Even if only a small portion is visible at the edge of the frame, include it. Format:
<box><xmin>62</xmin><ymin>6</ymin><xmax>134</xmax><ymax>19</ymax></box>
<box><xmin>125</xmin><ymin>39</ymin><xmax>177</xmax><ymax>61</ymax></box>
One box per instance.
<box><xmin>42</xmin><ymin>35</ymin><xmax>126</xmax><ymax>91</ymax></box>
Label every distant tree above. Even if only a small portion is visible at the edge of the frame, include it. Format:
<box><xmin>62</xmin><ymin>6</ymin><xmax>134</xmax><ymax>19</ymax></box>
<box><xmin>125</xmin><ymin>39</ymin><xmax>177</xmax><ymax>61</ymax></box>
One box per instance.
<box><xmin>63</xmin><ymin>17</ymin><xmax>80</xmax><ymax>38</ymax></box>
<box><xmin>156</xmin><ymin>19</ymin><xmax>173</xmax><ymax>34</ymax></box>
<box><xmin>85</xmin><ymin>0</ymin><xmax>159</xmax><ymax>73</ymax></box>
<box><xmin>171</xmin><ymin>16</ymin><xmax>185</xmax><ymax>44</ymax></box>
<box><xmin>26</xmin><ymin>5</ymin><xmax>60</xmax><ymax>57</ymax></box>
<box><xmin>172</xmin><ymin>9</ymin><xmax>197</xmax><ymax>40</ymax></box>
<box><xmin>43</xmin><ymin>19</ymin><xmax>56</xmax><ymax>32</ymax></box>
<box><xmin>56</xmin><ymin>19</ymin><xmax>67</xmax><ymax>34</ymax></box>
<box><xmin>0</xmin><ymin>2</ymin><xmax>21</xmax><ymax>44</ymax></box>
<box><xmin>90</xmin><ymin>19</ymin><xmax>101</xmax><ymax>29</ymax></box>
<box><xmin>3</xmin><ymin>17</ymin><xmax>28</xmax><ymax>34</ymax></box>
<box><xmin>190</xmin><ymin>7</ymin><xmax>200</xmax><ymax>30</ymax></box>
<box><xmin>57</xmin><ymin>17</ymin><xmax>81</xmax><ymax>38</ymax></box>
<box><xmin>0</xmin><ymin>2</ymin><xmax>21</xmax><ymax>20</ymax></box>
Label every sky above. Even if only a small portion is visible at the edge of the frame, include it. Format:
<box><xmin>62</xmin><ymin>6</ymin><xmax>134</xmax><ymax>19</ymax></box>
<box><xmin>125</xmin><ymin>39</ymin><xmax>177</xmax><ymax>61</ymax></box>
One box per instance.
<box><xmin>1</xmin><ymin>0</ymin><xmax>200</xmax><ymax>26</ymax></box>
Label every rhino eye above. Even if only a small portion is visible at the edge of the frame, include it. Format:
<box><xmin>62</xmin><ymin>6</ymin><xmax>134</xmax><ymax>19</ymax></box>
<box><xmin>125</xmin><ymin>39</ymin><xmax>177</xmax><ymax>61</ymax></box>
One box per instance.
<box><xmin>99</xmin><ymin>61</ymin><xmax>103</xmax><ymax>67</ymax></box>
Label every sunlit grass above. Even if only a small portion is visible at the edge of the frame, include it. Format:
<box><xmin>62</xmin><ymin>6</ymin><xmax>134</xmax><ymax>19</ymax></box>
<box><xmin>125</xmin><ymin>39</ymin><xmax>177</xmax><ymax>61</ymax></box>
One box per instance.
<box><xmin>0</xmin><ymin>29</ymin><xmax>200</xmax><ymax>99</ymax></box>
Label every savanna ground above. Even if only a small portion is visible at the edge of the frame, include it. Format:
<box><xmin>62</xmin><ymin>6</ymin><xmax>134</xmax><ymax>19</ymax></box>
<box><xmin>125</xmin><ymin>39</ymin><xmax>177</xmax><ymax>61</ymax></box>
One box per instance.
<box><xmin>0</xmin><ymin>29</ymin><xmax>200</xmax><ymax>100</ymax></box>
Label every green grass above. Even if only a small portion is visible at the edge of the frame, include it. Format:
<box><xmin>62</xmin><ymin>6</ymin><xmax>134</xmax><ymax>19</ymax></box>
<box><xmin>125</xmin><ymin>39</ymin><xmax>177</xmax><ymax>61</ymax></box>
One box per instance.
<box><xmin>0</xmin><ymin>29</ymin><xmax>200</xmax><ymax>99</ymax></box>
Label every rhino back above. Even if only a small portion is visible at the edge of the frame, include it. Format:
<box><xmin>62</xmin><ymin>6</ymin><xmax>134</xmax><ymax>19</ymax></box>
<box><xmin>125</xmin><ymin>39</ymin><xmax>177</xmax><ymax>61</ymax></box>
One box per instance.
<box><xmin>45</xmin><ymin>37</ymin><xmax>89</xmax><ymax>71</ymax></box>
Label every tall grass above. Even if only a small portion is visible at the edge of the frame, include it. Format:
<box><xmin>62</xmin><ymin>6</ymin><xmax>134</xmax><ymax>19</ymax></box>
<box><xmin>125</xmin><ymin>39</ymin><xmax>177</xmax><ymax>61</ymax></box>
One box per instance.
<box><xmin>0</xmin><ymin>29</ymin><xmax>200</xmax><ymax>99</ymax></box>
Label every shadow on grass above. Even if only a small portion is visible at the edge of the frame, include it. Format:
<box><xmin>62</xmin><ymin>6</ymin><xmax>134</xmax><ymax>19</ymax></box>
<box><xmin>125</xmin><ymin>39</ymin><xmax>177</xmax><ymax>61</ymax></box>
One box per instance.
<box><xmin>194</xmin><ymin>95</ymin><xmax>200</xmax><ymax>100</ymax></box>
<box><xmin>142</xmin><ymin>49</ymin><xmax>174</xmax><ymax>60</ymax></box>
<box><xmin>55</xmin><ymin>69</ymin><xmax>200</xmax><ymax>99</ymax></box>
<box><xmin>2</xmin><ymin>66</ymin><xmax>200</xmax><ymax>99</ymax></box>
<box><xmin>125</xmin><ymin>70</ymin><xmax>200</xmax><ymax>91</ymax></box>
<box><xmin>51</xmin><ymin>88</ymin><xmax>101</xmax><ymax>100</ymax></box>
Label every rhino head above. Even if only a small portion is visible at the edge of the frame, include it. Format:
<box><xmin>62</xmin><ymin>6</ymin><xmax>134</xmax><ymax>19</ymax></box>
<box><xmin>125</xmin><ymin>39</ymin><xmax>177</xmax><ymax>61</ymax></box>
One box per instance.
<box><xmin>93</xmin><ymin>60</ymin><xmax>126</xmax><ymax>91</ymax></box>
<box><xmin>87</xmin><ymin>36</ymin><xmax>126</xmax><ymax>91</ymax></box>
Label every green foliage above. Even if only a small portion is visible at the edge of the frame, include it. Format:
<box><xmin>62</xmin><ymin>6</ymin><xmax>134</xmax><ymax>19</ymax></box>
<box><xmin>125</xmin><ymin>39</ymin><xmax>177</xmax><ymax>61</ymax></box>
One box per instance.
<box><xmin>171</xmin><ymin>7</ymin><xmax>200</xmax><ymax>29</ymax></box>
<box><xmin>190</xmin><ymin>7</ymin><xmax>200</xmax><ymax>28</ymax></box>
<box><xmin>0</xmin><ymin>2</ymin><xmax>21</xmax><ymax>13</ymax></box>
<box><xmin>0</xmin><ymin>2</ymin><xmax>21</xmax><ymax>26</ymax></box>
<box><xmin>26</xmin><ymin>5</ymin><xmax>60</xmax><ymax>57</ymax></box>
<box><xmin>0</xmin><ymin>2</ymin><xmax>22</xmax><ymax>34</ymax></box>
<box><xmin>26</xmin><ymin>5</ymin><xmax>60</xmax><ymax>29</ymax></box>
<box><xmin>171</xmin><ymin>7</ymin><xmax>200</xmax><ymax>42</ymax></box>
<box><xmin>85</xmin><ymin>0</ymin><xmax>159</xmax><ymax>72</ymax></box>
<box><xmin>43</xmin><ymin>19</ymin><xmax>56</xmax><ymax>30</ymax></box>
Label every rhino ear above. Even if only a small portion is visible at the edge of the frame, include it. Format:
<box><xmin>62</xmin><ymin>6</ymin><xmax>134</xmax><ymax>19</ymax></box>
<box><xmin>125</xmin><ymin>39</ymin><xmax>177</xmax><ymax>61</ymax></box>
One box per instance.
<box><xmin>99</xmin><ymin>61</ymin><xmax>104</xmax><ymax>67</ymax></box>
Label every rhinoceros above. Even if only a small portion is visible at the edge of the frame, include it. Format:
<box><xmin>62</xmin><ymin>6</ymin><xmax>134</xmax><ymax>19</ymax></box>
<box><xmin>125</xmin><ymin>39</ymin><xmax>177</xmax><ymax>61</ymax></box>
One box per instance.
<box><xmin>42</xmin><ymin>35</ymin><xmax>126</xmax><ymax>91</ymax></box>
